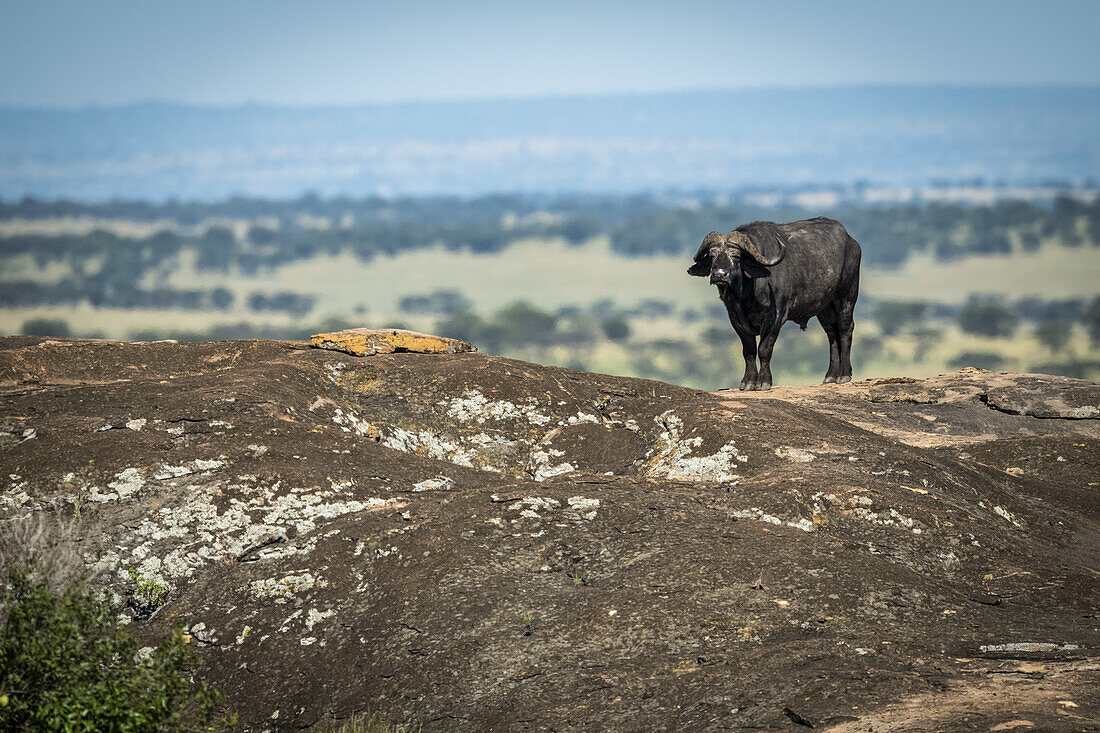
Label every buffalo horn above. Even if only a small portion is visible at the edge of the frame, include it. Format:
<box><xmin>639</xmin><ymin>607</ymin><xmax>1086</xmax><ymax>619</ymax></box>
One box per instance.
<box><xmin>731</xmin><ymin>232</ymin><xmax>786</xmax><ymax>267</ymax></box>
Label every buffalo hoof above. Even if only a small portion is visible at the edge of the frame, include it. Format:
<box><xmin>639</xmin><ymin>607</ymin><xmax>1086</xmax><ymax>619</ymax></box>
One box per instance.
<box><xmin>757</xmin><ymin>382</ymin><xmax>772</xmax><ymax>391</ymax></box>
<box><xmin>739</xmin><ymin>382</ymin><xmax>750</xmax><ymax>391</ymax></box>
<box><xmin>836</xmin><ymin>375</ymin><xmax>852</xmax><ymax>384</ymax></box>
<box><xmin>822</xmin><ymin>376</ymin><xmax>837</xmax><ymax>384</ymax></box>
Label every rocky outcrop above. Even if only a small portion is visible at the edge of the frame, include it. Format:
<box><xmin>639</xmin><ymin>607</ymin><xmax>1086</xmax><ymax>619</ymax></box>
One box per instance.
<box><xmin>1</xmin><ymin>336</ymin><xmax>1098</xmax><ymax>731</ymax></box>
<box><xmin>309</xmin><ymin>328</ymin><xmax>476</xmax><ymax>357</ymax></box>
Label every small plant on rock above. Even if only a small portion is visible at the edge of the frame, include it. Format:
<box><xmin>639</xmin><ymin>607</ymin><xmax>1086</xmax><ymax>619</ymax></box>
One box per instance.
<box><xmin>127</xmin><ymin>566</ymin><xmax>170</xmax><ymax>619</ymax></box>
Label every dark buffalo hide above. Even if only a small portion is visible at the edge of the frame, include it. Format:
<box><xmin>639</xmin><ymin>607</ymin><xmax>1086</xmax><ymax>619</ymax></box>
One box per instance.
<box><xmin>688</xmin><ymin>217</ymin><xmax>861</xmax><ymax>390</ymax></box>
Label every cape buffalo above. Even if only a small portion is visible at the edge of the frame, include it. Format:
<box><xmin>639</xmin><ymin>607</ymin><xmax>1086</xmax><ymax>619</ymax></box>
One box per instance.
<box><xmin>688</xmin><ymin>217</ymin><xmax>861</xmax><ymax>390</ymax></box>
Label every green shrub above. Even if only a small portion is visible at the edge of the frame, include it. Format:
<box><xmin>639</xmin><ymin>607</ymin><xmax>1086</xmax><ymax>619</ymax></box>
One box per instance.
<box><xmin>1033</xmin><ymin>321</ymin><xmax>1072</xmax><ymax>352</ymax></box>
<box><xmin>910</xmin><ymin>326</ymin><xmax>943</xmax><ymax>360</ymax></box>
<box><xmin>600</xmin><ymin>316</ymin><xmax>631</xmax><ymax>342</ymax></box>
<box><xmin>0</xmin><ymin>566</ymin><xmax>234</xmax><ymax>732</ymax></box>
<box><xmin>495</xmin><ymin>302</ymin><xmax>559</xmax><ymax>346</ymax></box>
<box><xmin>398</xmin><ymin>289</ymin><xmax>471</xmax><ymax>316</ymax></box>
<box><xmin>873</xmin><ymin>300</ymin><xmax>928</xmax><ymax>336</ymax></box>
<box><xmin>1085</xmin><ymin>297</ymin><xmax>1100</xmax><ymax>345</ymax></box>
<box><xmin>958</xmin><ymin>299</ymin><xmax>1017</xmax><ymax>338</ymax></box>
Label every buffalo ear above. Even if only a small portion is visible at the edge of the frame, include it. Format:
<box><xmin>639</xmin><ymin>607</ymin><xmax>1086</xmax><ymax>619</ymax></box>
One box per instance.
<box><xmin>741</xmin><ymin>261</ymin><xmax>770</xmax><ymax>278</ymax></box>
<box><xmin>687</xmin><ymin>257</ymin><xmax>712</xmax><ymax>277</ymax></box>
<box><xmin>688</xmin><ymin>235</ymin><xmax>717</xmax><ymax>277</ymax></box>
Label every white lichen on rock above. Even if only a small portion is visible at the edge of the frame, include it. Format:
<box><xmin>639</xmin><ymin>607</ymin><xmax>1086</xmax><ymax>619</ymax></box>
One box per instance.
<box><xmin>646</xmin><ymin>412</ymin><xmax>746</xmax><ymax>483</ymax></box>
<box><xmin>331</xmin><ymin>408</ymin><xmax>376</xmax><ymax>436</ymax></box>
<box><xmin>89</xmin><ymin>467</ymin><xmax>146</xmax><ymax>503</ymax></box>
<box><xmin>2</xmin><ymin>476</ymin><xmax>32</xmax><ymax>512</ymax></box>
<box><xmin>730</xmin><ymin>508</ymin><xmax>816</xmax><ymax>533</ymax></box>
<box><xmin>812</xmin><ymin>492</ymin><xmax>925</xmax><ymax>535</ymax></box>
<box><xmin>775</xmin><ymin>446</ymin><xmax>816</xmax><ymax>462</ymax></box>
<box><xmin>504</xmin><ymin>495</ymin><xmax>599</xmax><ymax>522</ymax></box>
<box><xmin>566</xmin><ymin>496</ymin><xmax>600</xmax><ymax>520</ymax></box>
<box><xmin>250</xmin><ymin>572</ymin><xmax>328</xmax><ymax>601</ymax></box>
<box><xmin>529</xmin><ymin>448</ymin><xmax>575</xmax><ymax>481</ymax></box>
<box><xmin>382</xmin><ymin>427</ymin><xmax>480</xmax><ymax>468</ymax></box>
<box><xmin>566</xmin><ymin>412</ymin><xmax>600</xmax><ymax>425</ymax></box>
<box><xmin>979</xmin><ymin>642</ymin><xmax>1079</xmax><ymax>653</ymax></box>
<box><xmin>444</xmin><ymin>389</ymin><xmax>552</xmax><ymax>426</ymax></box>
<box><xmin>413</xmin><ymin>476</ymin><xmax>455</xmax><ymax>492</ymax></box>
<box><xmin>323</xmin><ymin>362</ymin><xmax>348</xmax><ymax>381</ymax></box>
<box><xmin>305</xmin><ymin>607</ymin><xmax>335</xmax><ymax>630</ymax></box>
<box><xmin>508</xmin><ymin>497</ymin><xmax>561</xmax><ymax>520</ymax></box>
<box><xmin>86</xmin><ymin>470</ymin><xmax>398</xmax><ymax>588</ymax></box>
<box><xmin>851</xmin><ymin>503</ymin><xmax>924</xmax><ymax>534</ymax></box>
<box><xmin>152</xmin><ymin>459</ymin><xmax>225</xmax><ymax>481</ymax></box>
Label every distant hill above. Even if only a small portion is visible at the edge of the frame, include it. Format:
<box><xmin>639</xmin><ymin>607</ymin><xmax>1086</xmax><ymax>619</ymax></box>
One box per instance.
<box><xmin>1</xmin><ymin>86</ymin><xmax>1098</xmax><ymax>200</ymax></box>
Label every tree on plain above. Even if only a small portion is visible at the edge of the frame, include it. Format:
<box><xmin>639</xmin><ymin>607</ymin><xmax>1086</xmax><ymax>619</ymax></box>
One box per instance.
<box><xmin>21</xmin><ymin>318</ymin><xmax>71</xmax><ymax>338</ymax></box>
<box><xmin>959</xmin><ymin>299</ymin><xmax>1017</xmax><ymax>339</ymax></box>
<box><xmin>1033</xmin><ymin>321</ymin><xmax>1072</xmax><ymax>353</ymax></box>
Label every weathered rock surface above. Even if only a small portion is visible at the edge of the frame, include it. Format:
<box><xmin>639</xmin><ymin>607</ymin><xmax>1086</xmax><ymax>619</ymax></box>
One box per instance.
<box><xmin>1</xmin><ymin>336</ymin><xmax>1098</xmax><ymax>731</ymax></box>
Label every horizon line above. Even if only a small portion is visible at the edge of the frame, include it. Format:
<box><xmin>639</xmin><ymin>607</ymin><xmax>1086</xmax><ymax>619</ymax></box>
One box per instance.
<box><xmin>3</xmin><ymin>82</ymin><xmax>1099</xmax><ymax>113</ymax></box>
<box><xmin>4</xmin><ymin>181</ymin><xmax>1097</xmax><ymax>208</ymax></box>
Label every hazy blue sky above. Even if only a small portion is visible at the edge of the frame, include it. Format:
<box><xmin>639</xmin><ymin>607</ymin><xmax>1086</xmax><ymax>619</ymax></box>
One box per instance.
<box><xmin>2</xmin><ymin>0</ymin><xmax>1099</xmax><ymax>107</ymax></box>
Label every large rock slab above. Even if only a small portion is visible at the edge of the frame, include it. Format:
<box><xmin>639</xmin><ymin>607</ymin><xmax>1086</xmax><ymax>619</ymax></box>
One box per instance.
<box><xmin>724</xmin><ymin>369</ymin><xmax>1100</xmax><ymax>447</ymax></box>
<box><xmin>309</xmin><ymin>328</ymin><xmax>476</xmax><ymax>357</ymax></box>
<box><xmin>1</xmin><ymin>337</ymin><xmax>1097</xmax><ymax>731</ymax></box>
<box><xmin>984</xmin><ymin>377</ymin><xmax>1100</xmax><ymax>419</ymax></box>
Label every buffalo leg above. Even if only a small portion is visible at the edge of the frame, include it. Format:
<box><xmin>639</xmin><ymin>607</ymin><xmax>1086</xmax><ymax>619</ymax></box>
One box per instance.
<box><xmin>818</xmin><ymin>306</ymin><xmax>841</xmax><ymax>383</ymax></box>
<box><xmin>756</xmin><ymin>324</ymin><xmax>781</xmax><ymax>391</ymax></box>
<box><xmin>836</xmin><ymin>301</ymin><xmax>855</xmax><ymax>383</ymax></box>
<box><xmin>736</xmin><ymin>330</ymin><xmax>758</xmax><ymax>390</ymax></box>
<box><xmin>835</xmin><ymin>262</ymin><xmax>860</xmax><ymax>384</ymax></box>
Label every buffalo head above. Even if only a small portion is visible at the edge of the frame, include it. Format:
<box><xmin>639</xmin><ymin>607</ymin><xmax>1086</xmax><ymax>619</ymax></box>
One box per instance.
<box><xmin>687</xmin><ymin>230</ymin><xmax>786</xmax><ymax>284</ymax></box>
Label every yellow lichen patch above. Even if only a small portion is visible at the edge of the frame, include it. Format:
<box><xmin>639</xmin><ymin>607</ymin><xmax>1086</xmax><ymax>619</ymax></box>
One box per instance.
<box><xmin>736</xmin><ymin>621</ymin><xmax>760</xmax><ymax>639</ymax></box>
<box><xmin>309</xmin><ymin>328</ymin><xmax>477</xmax><ymax>357</ymax></box>
<box><xmin>672</xmin><ymin>659</ymin><xmax>702</xmax><ymax>674</ymax></box>
<box><xmin>332</xmin><ymin>371</ymin><xmax>380</xmax><ymax>395</ymax></box>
